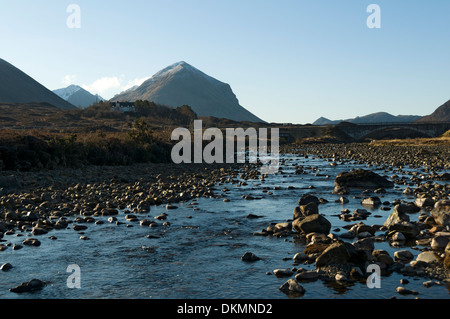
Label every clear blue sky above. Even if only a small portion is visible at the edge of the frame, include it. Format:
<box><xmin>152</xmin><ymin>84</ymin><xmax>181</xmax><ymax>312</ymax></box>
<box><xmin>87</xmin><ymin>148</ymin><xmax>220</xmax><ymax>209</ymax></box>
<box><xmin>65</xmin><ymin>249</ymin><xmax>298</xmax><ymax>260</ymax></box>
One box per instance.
<box><xmin>1</xmin><ymin>0</ymin><xmax>449</xmax><ymax>123</ymax></box>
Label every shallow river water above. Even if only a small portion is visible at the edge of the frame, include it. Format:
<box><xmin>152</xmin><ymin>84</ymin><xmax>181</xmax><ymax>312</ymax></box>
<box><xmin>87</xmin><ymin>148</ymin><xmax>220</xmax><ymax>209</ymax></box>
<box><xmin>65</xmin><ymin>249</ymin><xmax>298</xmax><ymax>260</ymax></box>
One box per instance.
<box><xmin>0</xmin><ymin>153</ymin><xmax>449</xmax><ymax>299</ymax></box>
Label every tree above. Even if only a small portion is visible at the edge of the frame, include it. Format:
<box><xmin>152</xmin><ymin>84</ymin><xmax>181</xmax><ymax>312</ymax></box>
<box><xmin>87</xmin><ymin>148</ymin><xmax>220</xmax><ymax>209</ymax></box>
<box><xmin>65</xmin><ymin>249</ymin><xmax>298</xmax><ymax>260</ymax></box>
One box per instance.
<box><xmin>127</xmin><ymin>118</ymin><xmax>154</xmax><ymax>145</ymax></box>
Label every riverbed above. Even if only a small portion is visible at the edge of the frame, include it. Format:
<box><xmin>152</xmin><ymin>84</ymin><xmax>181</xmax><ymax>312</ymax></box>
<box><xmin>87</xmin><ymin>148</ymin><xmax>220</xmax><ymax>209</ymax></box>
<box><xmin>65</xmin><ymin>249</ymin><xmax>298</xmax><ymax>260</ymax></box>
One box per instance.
<box><xmin>0</xmin><ymin>152</ymin><xmax>449</xmax><ymax>299</ymax></box>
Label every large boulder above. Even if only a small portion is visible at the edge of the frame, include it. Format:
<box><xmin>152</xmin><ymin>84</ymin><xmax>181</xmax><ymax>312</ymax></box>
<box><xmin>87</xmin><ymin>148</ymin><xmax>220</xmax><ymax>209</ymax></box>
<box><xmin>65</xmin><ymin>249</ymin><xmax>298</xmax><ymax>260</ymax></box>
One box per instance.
<box><xmin>298</xmin><ymin>194</ymin><xmax>320</xmax><ymax>207</ymax></box>
<box><xmin>333</xmin><ymin>169</ymin><xmax>393</xmax><ymax>193</ymax></box>
<box><xmin>430</xmin><ymin>232</ymin><xmax>450</xmax><ymax>250</ymax></box>
<box><xmin>315</xmin><ymin>241</ymin><xmax>351</xmax><ymax>267</ymax></box>
<box><xmin>9</xmin><ymin>279</ymin><xmax>46</xmax><ymax>293</ymax></box>
<box><xmin>293</xmin><ymin>195</ymin><xmax>320</xmax><ymax>220</ymax></box>
<box><xmin>430</xmin><ymin>199</ymin><xmax>450</xmax><ymax>227</ymax></box>
<box><xmin>384</xmin><ymin>205</ymin><xmax>411</xmax><ymax>228</ymax></box>
<box><xmin>292</xmin><ymin>214</ymin><xmax>331</xmax><ymax>235</ymax></box>
<box><xmin>279</xmin><ymin>279</ymin><xmax>305</xmax><ymax>296</ymax></box>
<box><xmin>388</xmin><ymin>221</ymin><xmax>421</xmax><ymax>239</ymax></box>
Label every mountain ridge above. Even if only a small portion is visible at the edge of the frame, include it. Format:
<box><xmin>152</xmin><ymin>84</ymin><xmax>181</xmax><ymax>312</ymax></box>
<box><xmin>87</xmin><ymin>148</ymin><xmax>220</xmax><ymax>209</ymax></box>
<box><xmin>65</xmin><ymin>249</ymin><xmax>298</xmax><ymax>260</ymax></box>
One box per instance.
<box><xmin>54</xmin><ymin>84</ymin><xmax>103</xmax><ymax>109</ymax></box>
<box><xmin>0</xmin><ymin>58</ymin><xmax>75</xmax><ymax>109</ymax></box>
<box><xmin>313</xmin><ymin>112</ymin><xmax>422</xmax><ymax>125</ymax></box>
<box><xmin>415</xmin><ymin>99</ymin><xmax>450</xmax><ymax>123</ymax></box>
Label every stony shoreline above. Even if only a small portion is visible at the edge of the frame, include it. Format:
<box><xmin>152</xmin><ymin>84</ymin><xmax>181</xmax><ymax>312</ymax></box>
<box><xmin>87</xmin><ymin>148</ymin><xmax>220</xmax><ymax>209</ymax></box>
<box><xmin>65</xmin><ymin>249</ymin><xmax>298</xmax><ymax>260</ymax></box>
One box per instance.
<box><xmin>1</xmin><ymin>142</ymin><xmax>449</xmax><ymax>297</ymax></box>
<box><xmin>265</xmin><ymin>143</ymin><xmax>450</xmax><ymax>297</ymax></box>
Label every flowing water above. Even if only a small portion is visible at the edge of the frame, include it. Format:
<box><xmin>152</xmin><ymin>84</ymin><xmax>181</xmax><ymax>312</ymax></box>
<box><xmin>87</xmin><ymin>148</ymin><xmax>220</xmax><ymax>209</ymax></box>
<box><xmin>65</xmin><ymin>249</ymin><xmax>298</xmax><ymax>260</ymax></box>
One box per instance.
<box><xmin>0</xmin><ymin>153</ymin><xmax>449</xmax><ymax>299</ymax></box>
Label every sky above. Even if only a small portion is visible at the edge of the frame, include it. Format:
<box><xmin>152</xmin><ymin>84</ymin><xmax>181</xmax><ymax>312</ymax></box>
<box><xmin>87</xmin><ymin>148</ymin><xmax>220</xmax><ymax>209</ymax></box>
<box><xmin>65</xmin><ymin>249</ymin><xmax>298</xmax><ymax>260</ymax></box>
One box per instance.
<box><xmin>0</xmin><ymin>0</ymin><xmax>449</xmax><ymax>124</ymax></box>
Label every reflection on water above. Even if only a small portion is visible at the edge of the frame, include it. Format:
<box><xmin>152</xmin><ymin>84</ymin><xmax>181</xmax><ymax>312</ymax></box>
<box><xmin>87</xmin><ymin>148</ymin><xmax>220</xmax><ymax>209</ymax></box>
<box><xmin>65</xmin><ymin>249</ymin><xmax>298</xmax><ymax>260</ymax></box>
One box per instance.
<box><xmin>0</xmin><ymin>154</ymin><xmax>448</xmax><ymax>299</ymax></box>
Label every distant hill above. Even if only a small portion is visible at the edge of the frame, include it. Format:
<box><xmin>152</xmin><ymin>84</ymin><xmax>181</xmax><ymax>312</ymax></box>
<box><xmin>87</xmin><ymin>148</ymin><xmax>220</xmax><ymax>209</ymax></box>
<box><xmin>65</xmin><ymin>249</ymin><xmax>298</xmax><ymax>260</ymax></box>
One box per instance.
<box><xmin>415</xmin><ymin>100</ymin><xmax>450</xmax><ymax>123</ymax></box>
<box><xmin>111</xmin><ymin>61</ymin><xmax>264</xmax><ymax>123</ymax></box>
<box><xmin>313</xmin><ymin>112</ymin><xmax>422</xmax><ymax>125</ymax></box>
<box><xmin>54</xmin><ymin>85</ymin><xmax>103</xmax><ymax>109</ymax></box>
<box><xmin>0</xmin><ymin>58</ymin><xmax>75</xmax><ymax>109</ymax></box>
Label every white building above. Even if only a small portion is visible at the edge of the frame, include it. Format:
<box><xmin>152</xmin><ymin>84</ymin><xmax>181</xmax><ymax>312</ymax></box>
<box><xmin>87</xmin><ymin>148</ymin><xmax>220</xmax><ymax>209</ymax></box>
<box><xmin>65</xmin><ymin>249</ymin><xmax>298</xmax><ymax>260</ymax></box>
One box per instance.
<box><xmin>111</xmin><ymin>101</ymin><xmax>135</xmax><ymax>113</ymax></box>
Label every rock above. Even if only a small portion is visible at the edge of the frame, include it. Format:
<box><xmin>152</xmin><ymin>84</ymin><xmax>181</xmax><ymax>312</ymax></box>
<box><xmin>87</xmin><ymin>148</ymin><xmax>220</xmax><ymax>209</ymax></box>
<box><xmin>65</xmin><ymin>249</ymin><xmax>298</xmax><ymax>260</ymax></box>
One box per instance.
<box><xmin>303</xmin><ymin>242</ymin><xmax>330</xmax><ymax>255</ymax></box>
<box><xmin>246</xmin><ymin>214</ymin><xmax>263</xmax><ymax>219</ymax></box>
<box><xmin>350</xmin><ymin>267</ymin><xmax>364</xmax><ymax>279</ymax></box>
<box><xmin>372</xmin><ymin>249</ymin><xmax>389</xmax><ymax>258</ymax></box>
<box><xmin>273</xmin><ymin>269</ymin><xmax>294</xmax><ymax>277</ymax></box>
<box><xmin>5</xmin><ymin>211</ymin><xmax>19</xmax><ymax>221</ymax></box>
<box><xmin>298</xmin><ymin>202</ymin><xmax>319</xmax><ymax>217</ymax></box>
<box><xmin>353</xmin><ymin>237</ymin><xmax>375</xmax><ymax>251</ymax></box>
<box><xmin>394</xmin><ymin>250</ymin><xmax>414</xmax><ymax>262</ymax></box>
<box><xmin>154</xmin><ymin>214</ymin><xmax>167</xmax><ymax>220</ymax></box>
<box><xmin>10</xmin><ymin>279</ymin><xmax>46</xmax><ymax>293</ymax></box>
<box><xmin>384</xmin><ymin>206</ymin><xmax>410</xmax><ymax>228</ymax></box>
<box><xmin>430</xmin><ymin>199</ymin><xmax>450</xmax><ymax>227</ymax></box>
<box><xmin>73</xmin><ymin>224</ymin><xmax>88</xmax><ymax>231</ymax></box>
<box><xmin>333</xmin><ymin>169</ymin><xmax>393</xmax><ymax>193</ymax></box>
<box><xmin>125</xmin><ymin>214</ymin><xmax>138</xmax><ymax>221</ymax></box>
<box><xmin>139</xmin><ymin>219</ymin><xmax>152</xmax><ymax>226</ymax></box>
<box><xmin>339</xmin><ymin>231</ymin><xmax>356</xmax><ymax>239</ymax></box>
<box><xmin>25</xmin><ymin>211</ymin><xmax>39</xmax><ymax>222</ymax></box>
<box><xmin>274</xmin><ymin>222</ymin><xmax>291</xmax><ymax>232</ymax></box>
<box><xmin>361</xmin><ymin>197</ymin><xmax>381</xmax><ymax>207</ymax></box>
<box><xmin>292</xmin><ymin>214</ymin><xmax>331</xmax><ymax>235</ymax></box>
<box><xmin>390</xmin><ymin>231</ymin><xmax>406</xmax><ymax>242</ymax></box>
<box><xmin>108</xmin><ymin>216</ymin><xmax>117</xmax><ymax>223</ymax></box>
<box><xmin>298</xmin><ymin>194</ymin><xmax>320</xmax><ymax>207</ymax></box>
<box><xmin>403</xmin><ymin>187</ymin><xmax>413</xmax><ymax>195</ymax></box>
<box><xmin>31</xmin><ymin>227</ymin><xmax>48</xmax><ymax>236</ymax></box>
<box><xmin>293</xmin><ymin>207</ymin><xmax>302</xmax><ymax>220</ymax></box>
<box><xmin>279</xmin><ymin>279</ymin><xmax>305</xmax><ymax>296</ymax></box>
<box><xmin>22</xmin><ymin>238</ymin><xmax>41</xmax><ymax>247</ymax></box>
<box><xmin>422</xmin><ymin>280</ymin><xmax>440</xmax><ymax>288</ymax></box>
<box><xmin>293</xmin><ymin>252</ymin><xmax>308</xmax><ymax>262</ymax></box>
<box><xmin>377</xmin><ymin>253</ymin><xmax>394</xmax><ymax>266</ymax></box>
<box><xmin>333</xmin><ymin>185</ymin><xmax>349</xmax><ymax>195</ymax></box>
<box><xmin>395</xmin><ymin>203</ymin><xmax>420</xmax><ymax>214</ymax></box>
<box><xmin>387</xmin><ymin>221</ymin><xmax>420</xmax><ymax>239</ymax></box>
<box><xmin>444</xmin><ymin>254</ymin><xmax>450</xmax><ymax>269</ymax></box>
<box><xmin>0</xmin><ymin>263</ymin><xmax>13</xmax><ymax>271</ymax></box>
<box><xmin>355</xmin><ymin>224</ymin><xmax>376</xmax><ymax>236</ymax></box>
<box><xmin>306</xmin><ymin>232</ymin><xmax>328</xmax><ymax>243</ymax></box>
<box><xmin>101</xmin><ymin>208</ymin><xmax>118</xmax><ymax>216</ymax></box>
<box><xmin>315</xmin><ymin>241</ymin><xmax>351</xmax><ymax>267</ymax></box>
<box><xmin>166</xmin><ymin>204</ymin><xmax>178</xmax><ymax>210</ymax></box>
<box><xmin>241</xmin><ymin>252</ymin><xmax>260</xmax><ymax>262</ymax></box>
<box><xmin>295</xmin><ymin>271</ymin><xmax>320</xmax><ymax>281</ymax></box>
<box><xmin>430</xmin><ymin>233</ymin><xmax>450</xmax><ymax>250</ymax></box>
<box><xmin>396</xmin><ymin>286</ymin><xmax>418</xmax><ymax>295</ymax></box>
<box><xmin>416</xmin><ymin>251</ymin><xmax>440</xmax><ymax>264</ymax></box>
<box><xmin>415</xmin><ymin>197</ymin><xmax>435</xmax><ymax>208</ymax></box>
<box><xmin>351</xmin><ymin>209</ymin><xmax>371</xmax><ymax>221</ymax></box>
<box><xmin>335</xmin><ymin>272</ymin><xmax>348</xmax><ymax>281</ymax></box>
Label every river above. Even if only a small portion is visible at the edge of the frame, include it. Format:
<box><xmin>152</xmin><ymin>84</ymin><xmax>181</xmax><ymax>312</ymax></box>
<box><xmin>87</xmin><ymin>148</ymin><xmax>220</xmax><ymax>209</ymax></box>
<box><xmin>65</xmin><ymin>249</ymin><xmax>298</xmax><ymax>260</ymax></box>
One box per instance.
<box><xmin>0</xmin><ymin>152</ymin><xmax>449</xmax><ymax>299</ymax></box>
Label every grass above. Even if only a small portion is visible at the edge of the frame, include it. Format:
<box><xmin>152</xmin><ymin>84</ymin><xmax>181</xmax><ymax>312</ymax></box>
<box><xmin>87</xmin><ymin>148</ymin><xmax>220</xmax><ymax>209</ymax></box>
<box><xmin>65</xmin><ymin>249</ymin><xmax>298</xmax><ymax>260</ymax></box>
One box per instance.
<box><xmin>370</xmin><ymin>134</ymin><xmax>450</xmax><ymax>146</ymax></box>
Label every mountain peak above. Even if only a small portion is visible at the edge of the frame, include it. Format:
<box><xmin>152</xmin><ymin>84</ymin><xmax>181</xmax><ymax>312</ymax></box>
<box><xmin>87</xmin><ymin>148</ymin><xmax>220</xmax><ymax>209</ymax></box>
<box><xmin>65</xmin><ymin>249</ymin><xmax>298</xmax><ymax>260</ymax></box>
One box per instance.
<box><xmin>111</xmin><ymin>61</ymin><xmax>263</xmax><ymax>122</ymax></box>
<box><xmin>151</xmin><ymin>61</ymin><xmax>202</xmax><ymax>80</ymax></box>
<box><xmin>53</xmin><ymin>84</ymin><xmax>103</xmax><ymax>108</ymax></box>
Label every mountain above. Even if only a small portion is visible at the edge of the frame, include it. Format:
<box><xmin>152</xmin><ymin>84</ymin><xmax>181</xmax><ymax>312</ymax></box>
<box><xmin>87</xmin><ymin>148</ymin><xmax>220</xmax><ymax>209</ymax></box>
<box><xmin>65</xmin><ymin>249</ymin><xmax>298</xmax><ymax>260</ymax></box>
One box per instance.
<box><xmin>53</xmin><ymin>85</ymin><xmax>103</xmax><ymax>109</ymax></box>
<box><xmin>312</xmin><ymin>117</ymin><xmax>337</xmax><ymax>125</ymax></box>
<box><xmin>111</xmin><ymin>61</ymin><xmax>264</xmax><ymax>123</ymax></box>
<box><xmin>0</xmin><ymin>58</ymin><xmax>75</xmax><ymax>109</ymax></box>
<box><xmin>415</xmin><ymin>100</ymin><xmax>450</xmax><ymax>123</ymax></box>
<box><xmin>312</xmin><ymin>112</ymin><xmax>422</xmax><ymax>125</ymax></box>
